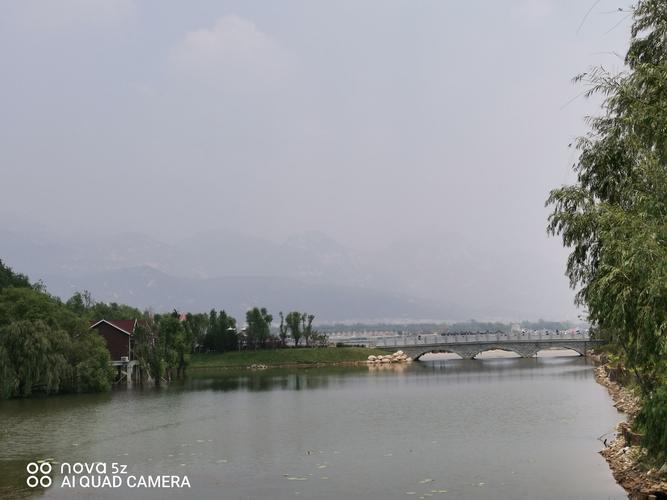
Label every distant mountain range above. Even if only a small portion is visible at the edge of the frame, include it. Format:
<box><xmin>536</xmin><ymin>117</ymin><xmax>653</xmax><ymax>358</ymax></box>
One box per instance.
<box><xmin>0</xmin><ymin>223</ymin><xmax>469</xmax><ymax>322</ymax></box>
<box><xmin>1</xmin><ymin>214</ymin><xmax>577</xmax><ymax>321</ymax></box>
<box><xmin>42</xmin><ymin>265</ymin><xmax>458</xmax><ymax>322</ymax></box>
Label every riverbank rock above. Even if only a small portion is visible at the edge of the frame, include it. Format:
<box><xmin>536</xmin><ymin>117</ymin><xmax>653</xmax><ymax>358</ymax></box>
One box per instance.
<box><xmin>366</xmin><ymin>351</ymin><xmax>411</xmax><ymax>364</ymax></box>
<box><xmin>594</xmin><ymin>359</ymin><xmax>667</xmax><ymax>499</ymax></box>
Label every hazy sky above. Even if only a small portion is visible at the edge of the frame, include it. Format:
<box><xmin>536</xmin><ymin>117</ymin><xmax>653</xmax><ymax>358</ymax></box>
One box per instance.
<box><xmin>0</xmin><ymin>1</ymin><xmax>633</xmax><ymax>319</ymax></box>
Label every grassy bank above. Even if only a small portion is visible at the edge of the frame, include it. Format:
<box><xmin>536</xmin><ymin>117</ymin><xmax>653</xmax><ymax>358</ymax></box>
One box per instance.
<box><xmin>190</xmin><ymin>347</ymin><xmax>388</xmax><ymax>369</ymax></box>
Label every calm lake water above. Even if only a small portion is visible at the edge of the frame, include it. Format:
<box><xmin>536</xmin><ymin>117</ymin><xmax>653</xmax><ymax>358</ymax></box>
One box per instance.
<box><xmin>0</xmin><ymin>352</ymin><xmax>626</xmax><ymax>499</ymax></box>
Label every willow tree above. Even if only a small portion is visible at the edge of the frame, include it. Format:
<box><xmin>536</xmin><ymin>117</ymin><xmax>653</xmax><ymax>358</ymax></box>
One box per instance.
<box><xmin>0</xmin><ymin>320</ymin><xmax>71</xmax><ymax>397</ymax></box>
<box><xmin>547</xmin><ymin>1</ymin><xmax>667</xmax><ymax>455</ymax></box>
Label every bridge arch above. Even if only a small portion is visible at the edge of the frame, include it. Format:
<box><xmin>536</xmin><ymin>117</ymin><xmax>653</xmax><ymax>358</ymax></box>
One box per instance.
<box><xmin>535</xmin><ymin>345</ymin><xmax>585</xmax><ymax>357</ymax></box>
<box><xmin>412</xmin><ymin>349</ymin><xmax>464</xmax><ymax>361</ymax></box>
<box><xmin>470</xmin><ymin>347</ymin><xmax>524</xmax><ymax>359</ymax></box>
<box><xmin>413</xmin><ymin>347</ymin><xmax>530</xmax><ymax>360</ymax></box>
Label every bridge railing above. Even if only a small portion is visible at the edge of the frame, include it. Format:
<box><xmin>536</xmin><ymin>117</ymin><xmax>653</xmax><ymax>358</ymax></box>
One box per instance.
<box><xmin>371</xmin><ymin>331</ymin><xmax>590</xmax><ymax>348</ymax></box>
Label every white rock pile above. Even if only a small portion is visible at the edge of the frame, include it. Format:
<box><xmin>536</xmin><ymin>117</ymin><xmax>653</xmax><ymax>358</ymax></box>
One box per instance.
<box><xmin>367</xmin><ymin>351</ymin><xmax>412</xmax><ymax>364</ymax></box>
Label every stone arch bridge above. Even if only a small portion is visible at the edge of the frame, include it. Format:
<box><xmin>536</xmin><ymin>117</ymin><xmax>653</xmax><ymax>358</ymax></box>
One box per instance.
<box><xmin>373</xmin><ymin>331</ymin><xmax>602</xmax><ymax>360</ymax></box>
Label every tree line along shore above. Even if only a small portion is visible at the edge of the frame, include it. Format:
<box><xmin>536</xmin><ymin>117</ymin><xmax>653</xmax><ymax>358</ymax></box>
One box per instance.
<box><xmin>0</xmin><ymin>258</ymin><xmax>390</xmax><ymax>399</ymax></box>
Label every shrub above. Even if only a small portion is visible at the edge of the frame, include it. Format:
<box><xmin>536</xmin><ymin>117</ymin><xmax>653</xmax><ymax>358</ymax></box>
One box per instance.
<box><xmin>636</xmin><ymin>385</ymin><xmax>667</xmax><ymax>460</ymax></box>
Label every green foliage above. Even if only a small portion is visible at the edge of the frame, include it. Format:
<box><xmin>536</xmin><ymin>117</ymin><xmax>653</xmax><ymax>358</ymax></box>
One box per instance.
<box><xmin>0</xmin><ymin>343</ymin><xmax>13</xmax><ymax>399</ymax></box>
<box><xmin>65</xmin><ymin>291</ymin><xmax>93</xmax><ymax>316</ymax></box>
<box><xmin>203</xmin><ymin>309</ymin><xmax>237</xmax><ymax>352</ymax></box>
<box><xmin>0</xmin><ymin>267</ymin><xmax>116</xmax><ymax>398</ymax></box>
<box><xmin>190</xmin><ymin>346</ymin><xmax>387</xmax><ymax>368</ymax></box>
<box><xmin>302</xmin><ymin>313</ymin><xmax>316</xmax><ymax>347</ymax></box>
<box><xmin>278</xmin><ymin>312</ymin><xmax>288</xmax><ymax>346</ymax></box>
<box><xmin>547</xmin><ymin>0</ymin><xmax>667</xmax><ymax>460</ymax></box>
<box><xmin>131</xmin><ymin>313</ymin><xmax>195</xmax><ymax>383</ymax></box>
<box><xmin>183</xmin><ymin>312</ymin><xmax>209</xmax><ymax>351</ymax></box>
<box><xmin>245</xmin><ymin>307</ymin><xmax>273</xmax><ymax>349</ymax></box>
<box><xmin>546</xmin><ymin>1</ymin><xmax>667</xmax><ymax>395</ymax></box>
<box><xmin>0</xmin><ymin>320</ymin><xmax>70</xmax><ymax>397</ymax></box>
<box><xmin>0</xmin><ymin>259</ymin><xmax>31</xmax><ymax>290</ymax></box>
<box><xmin>132</xmin><ymin>317</ymin><xmax>163</xmax><ymax>383</ymax></box>
<box><xmin>81</xmin><ymin>299</ymin><xmax>143</xmax><ymax>322</ymax></box>
<box><xmin>69</xmin><ymin>332</ymin><xmax>114</xmax><ymax>393</ymax></box>
<box><xmin>158</xmin><ymin>314</ymin><xmax>188</xmax><ymax>377</ymax></box>
<box><xmin>0</xmin><ymin>287</ymin><xmax>83</xmax><ymax>333</ymax></box>
<box><xmin>636</xmin><ymin>385</ymin><xmax>667</xmax><ymax>460</ymax></box>
<box><xmin>285</xmin><ymin>311</ymin><xmax>303</xmax><ymax>346</ymax></box>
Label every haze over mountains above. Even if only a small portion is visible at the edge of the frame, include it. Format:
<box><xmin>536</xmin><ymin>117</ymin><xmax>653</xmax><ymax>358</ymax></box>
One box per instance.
<box><xmin>1</xmin><ymin>1</ymin><xmax>628</xmax><ymax>324</ymax></box>
<box><xmin>0</xmin><ymin>214</ymin><xmax>576</xmax><ymax>322</ymax></box>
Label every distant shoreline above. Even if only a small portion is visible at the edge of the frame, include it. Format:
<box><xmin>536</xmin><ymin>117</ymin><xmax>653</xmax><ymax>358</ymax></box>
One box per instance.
<box><xmin>188</xmin><ymin>347</ymin><xmax>387</xmax><ymax>370</ymax></box>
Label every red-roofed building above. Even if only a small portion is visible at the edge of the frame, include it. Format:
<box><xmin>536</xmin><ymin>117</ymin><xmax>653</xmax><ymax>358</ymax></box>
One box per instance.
<box><xmin>90</xmin><ymin>319</ymin><xmax>137</xmax><ymax>362</ymax></box>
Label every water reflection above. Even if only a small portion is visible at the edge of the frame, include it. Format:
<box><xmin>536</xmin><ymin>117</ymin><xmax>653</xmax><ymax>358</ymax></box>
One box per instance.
<box><xmin>180</xmin><ymin>356</ymin><xmax>595</xmax><ymax>394</ymax></box>
<box><xmin>0</xmin><ymin>355</ymin><xmax>625</xmax><ymax>500</ymax></box>
<box><xmin>182</xmin><ymin>366</ymin><xmax>370</xmax><ymax>392</ymax></box>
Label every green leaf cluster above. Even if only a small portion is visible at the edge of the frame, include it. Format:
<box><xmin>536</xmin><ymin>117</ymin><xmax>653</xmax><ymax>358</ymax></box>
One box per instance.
<box><xmin>636</xmin><ymin>384</ymin><xmax>667</xmax><ymax>460</ymax></box>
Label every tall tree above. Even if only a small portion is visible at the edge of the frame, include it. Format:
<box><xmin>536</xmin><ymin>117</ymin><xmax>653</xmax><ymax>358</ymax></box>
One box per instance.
<box><xmin>547</xmin><ymin>1</ymin><xmax>667</xmax><ymax>457</ymax></box>
<box><xmin>133</xmin><ymin>316</ymin><xmax>164</xmax><ymax>385</ymax></box>
<box><xmin>547</xmin><ymin>1</ymin><xmax>667</xmax><ymax>395</ymax></box>
<box><xmin>245</xmin><ymin>307</ymin><xmax>273</xmax><ymax>349</ymax></box>
<box><xmin>218</xmin><ymin>310</ymin><xmax>238</xmax><ymax>351</ymax></box>
<box><xmin>302</xmin><ymin>313</ymin><xmax>316</xmax><ymax>347</ymax></box>
<box><xmin>65</xmin><ymin>291</ymin><xmax>94</xmax><ymax>316</ymax></box>
<box><xmin>278</xmin><ymin>311</ymin><xmax>288</xmax><ymax>346</ymax></box>
<box><xmin>203</xmin><ymin>309</ymin><xmax>237</xmax><ymax>352</ymax></box>
<box><xmin>183</xmin><ymin>312</ymin><xmax>209</xmax><ymax>352</ymax></box>
<box><xmin>286</xmin><ymin>311</ymin><xmax>303</xmax><ymax>347</ymax></box>
<box><xmin>157</xmin><ymin>315</ymin><xmax>187</xmax><ymax>380</ymax></box>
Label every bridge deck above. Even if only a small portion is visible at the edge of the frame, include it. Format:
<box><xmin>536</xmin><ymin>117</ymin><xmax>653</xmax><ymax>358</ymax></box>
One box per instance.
<box><xmin>372</xmin><ymin>332</ymin><xmax>602</xmax><ymax>360</ymax></box>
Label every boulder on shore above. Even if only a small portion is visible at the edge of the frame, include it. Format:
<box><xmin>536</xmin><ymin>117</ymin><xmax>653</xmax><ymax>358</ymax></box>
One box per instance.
<box><xmin>366</xmin><ymin>351</ymin><xmax>412</xmax><ymax>364</ymax></box>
